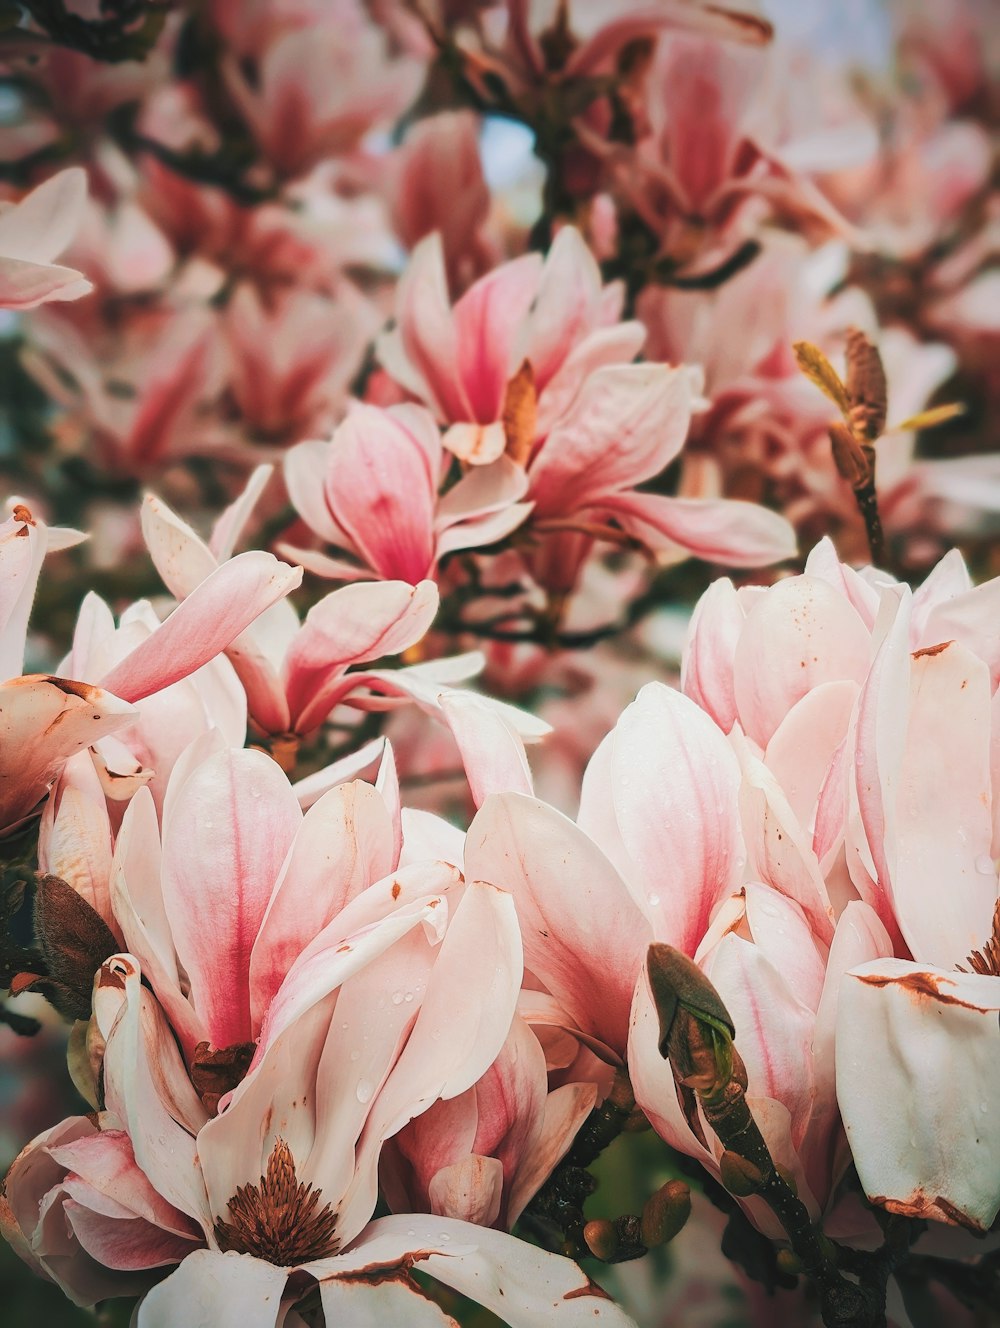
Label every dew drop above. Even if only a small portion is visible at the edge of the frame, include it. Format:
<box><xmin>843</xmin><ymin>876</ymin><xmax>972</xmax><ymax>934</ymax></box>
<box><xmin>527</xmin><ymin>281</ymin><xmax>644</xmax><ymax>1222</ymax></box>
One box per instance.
<box><xmin>404</xmin><ymin>992</ymin><xmax>414</xmax><ymax>1003</ymax></box>
<box><xmin>356</xmin><ymin>1079</ymin><xmax>375</xmax><ymax>1104</ymax></box>
<box><xmin>975</xmin><ymin>854</ymin><xmax>995</xmax><ymax>876</ymax></box>
<box><xmin>349</xmin><ymin>1050</ymin><xmax>360</xmax><ymax>1062</ymax></box>
<box><xmin>391</xmin><ymin>991</ymin><xmax>404</xmax><ymax>1005</ymax></box>
<box><xmin>647</xmin><ymin>893</ymin><xmax>661</xmax><ymax>907</ymax></box>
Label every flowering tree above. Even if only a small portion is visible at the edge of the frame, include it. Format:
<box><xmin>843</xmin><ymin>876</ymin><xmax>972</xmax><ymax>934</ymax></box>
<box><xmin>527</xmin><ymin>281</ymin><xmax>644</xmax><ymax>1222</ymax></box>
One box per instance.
<box><xmin>0</xmin><ymin>1</ymin><xmax>997</xmax><ymax>1326</ymax></box>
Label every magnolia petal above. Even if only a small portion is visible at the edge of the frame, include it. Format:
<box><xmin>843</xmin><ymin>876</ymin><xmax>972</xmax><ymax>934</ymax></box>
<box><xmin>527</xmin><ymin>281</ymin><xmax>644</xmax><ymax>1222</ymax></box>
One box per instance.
<box><xmin>99</xmin><ymin>553</ymin><xmax>302</xmax><ymax>704</ymax></box>
<box><xmin>439</xmin><ymin>692</ymin><xmax>533</xmax><ymax>806</ymax></box>
<box><xmin>681</xmin><ymin>577</ymin><xmax>745</xmax><ymax>733</ymax></box>
<box><xmin>599</xmin><ymin>493</ymin><xmax>796</xmax><ymax>570</ymax></box>
<box><xmin>136</xmin><ymin>1250</ymin><xmax>288</xmax><ymax>1328</ymax></box>
<box><xmin>466</xmin><ymin>793</ymin><xmax>648</xmax><ymax>1056</ymax></box>
<box><xmin>837</xmin><ymin>960</ymin><xmax>1000</xmax><ymax>1232</ymax></box>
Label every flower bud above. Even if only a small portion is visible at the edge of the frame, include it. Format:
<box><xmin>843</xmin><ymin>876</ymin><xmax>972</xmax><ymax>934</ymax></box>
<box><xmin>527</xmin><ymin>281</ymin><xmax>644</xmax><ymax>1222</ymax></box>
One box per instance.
<box><xmin>640</xmin><ymin>1179</ymin><xmax>691</xmax><ymax>1247</ymax></box>
<box><xmin>583</xmin><ymin>1219</ymin><xmax>619</xmax><ymax>1261</ymax></box>
<box><xmin>719</xmin><ymin>1150</ymin><xmax>764</xmax><ymax>1196</ymax></box>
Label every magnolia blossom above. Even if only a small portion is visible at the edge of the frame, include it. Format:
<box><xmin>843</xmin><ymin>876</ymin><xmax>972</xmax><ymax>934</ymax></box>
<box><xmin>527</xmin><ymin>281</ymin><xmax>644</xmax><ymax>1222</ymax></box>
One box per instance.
<box><xmin>1</xmin><ymin>743</ymin><xmax>629</xmax><ymax>1324</ymax></box>
<box><xmin>0</xmin><ymin>500</ymin><xmax>300</xmax><ymax>836</ymax></box>
<box><xmin>681</xmin><ymin>538</ymin><xmax>1000</xmax><ymax>1229</ymax></box>
<box><xmin>284</xmin><ymin>404</ymin><xmax>533</xmax><ymax>583</ymax></box>
<box><xmin>376</xmin><ymin>225</ymin><xmax>646</xmax><ymax>465</ymax></box>
<box><xmin>0</xmin><ymin>169</ymin><xmax>93</xmax><ymax>310</ymax></box>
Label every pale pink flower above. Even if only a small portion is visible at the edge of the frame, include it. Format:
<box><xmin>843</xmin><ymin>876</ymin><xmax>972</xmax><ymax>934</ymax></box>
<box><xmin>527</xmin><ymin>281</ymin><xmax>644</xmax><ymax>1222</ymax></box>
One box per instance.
<box><xmin>385</xmin><ymin>1013</ymin><xmax>597</xmax><ymax>1230</ymax></box>
<box><xmin>0</xmin><ymin>170</ymin><xmax>93</xmax><ymax>310</ymax></box>
<box><xmin>223</xmin><ymin>17</ymin><xmax>425</xmax><ymax>179</ymax></box>
<box><xmin>283</xmin><ymin>403</ymin><xmax>533</xmax><ymax>581</ymax></box>
<box><xmin>0</xmin><ymin>499</ymin><xmax>301</xmax><ymax>836</ymax></box>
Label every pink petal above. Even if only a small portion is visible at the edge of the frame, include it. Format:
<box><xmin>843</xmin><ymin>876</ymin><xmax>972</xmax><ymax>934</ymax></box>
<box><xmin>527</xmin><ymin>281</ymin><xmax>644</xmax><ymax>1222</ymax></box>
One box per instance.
<box><xmin>519</xmin><ymin>227</ymin><xmax>602</xmax><ymax>390</ymax></box>
<box><xmin>135</xmin><ymin>1250</ymin><xmax>288</xmax><ymax>1328</ymax></box>
<box><xmin>0</xmin><ymin>168</ymin><xmax>88</xmax><ymax>264</ymax></box>
<box><xmin>439</xmin><ymin>692</ymin><xmax>533</xmax><ymax>807</ymax></box>
<box><xmin>465</xmin><ymin>793</ymin><xmax>649</xmax><ymax>1056</ymax></box>
<box><xmin>733</xmin><ymin>575</ymin><xmax>871</xmax><ymax>747</ymax></box>
<box><xmin>681</xmin><ymin>577</ymin><xmax>745</xmax><ymax>734</ymax></box>
<box><xmin>99</xmin><ymin>553</ymin><xmax>302</xmax><ymax>704</ymax></box>
<box><xmin>599</xmin><ymin>493</ymin><xmax>796</xmax><ymax>569</ymax></box>
<box><xmin>764</xmin><ymin>679</ymin><xmax>859</xmax><ymax>833</ymax></box>
<box><xmin>608</xmin><ymin>682</ymin><xmax>745</xmax><ymax>952</ymax></box>
<box><xmin>249</xmin><ymin>780</ymin><xmax>395</xmax><ymax>1025</ymax></box>
<box><xmin>452</xmin><ymin>253</ymin><xmax>543</xmax><ymax>421</ymax></box>
<box><xmin>529</xmin><ymin>364</ymin><xmax>694</xmax><ymax>517</ymax></box>
<box><xmin>0</xmin><ymin>510</ymin><xmax>46</xmax><ymax>680</ymax></box>
<box><xmin>160</xmin><ymin>748</ymin><xmax>301</xmax><ymax>1048</ymax></box>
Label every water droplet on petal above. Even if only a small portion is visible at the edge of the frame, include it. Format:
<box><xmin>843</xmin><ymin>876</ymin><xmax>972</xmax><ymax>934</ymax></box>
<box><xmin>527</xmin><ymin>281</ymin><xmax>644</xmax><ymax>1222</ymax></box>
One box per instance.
<box><xmin>356</xmin><ymin>1079</ymin><xmax>374</xmax><ymax>1104</ymax></box>
<box><xmin>391</xmin><ymin>991</ymin><xmax>404</xmax><ymax>1005</ymax></box>
<box><xmin>975</xmin><ymin>854</ymin><xmax>995</xmax><ymax>875</ymax></box>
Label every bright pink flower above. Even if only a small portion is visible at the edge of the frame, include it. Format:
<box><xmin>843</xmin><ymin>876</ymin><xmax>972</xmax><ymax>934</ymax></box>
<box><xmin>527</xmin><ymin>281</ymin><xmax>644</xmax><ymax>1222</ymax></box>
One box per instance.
<box><xmin>0</xmin><ymin>170</ymin><xmax>93</xmax><ymax>310</ymax></box>
<box><xmin>377</xmin><ymin>226</ymin><xmax>646</xmax><ymax>465</ymax></box>
<box><xmin>283</xmin><ymin>403</ymin><xmax>533</xmax><ymax>582</ymax></box>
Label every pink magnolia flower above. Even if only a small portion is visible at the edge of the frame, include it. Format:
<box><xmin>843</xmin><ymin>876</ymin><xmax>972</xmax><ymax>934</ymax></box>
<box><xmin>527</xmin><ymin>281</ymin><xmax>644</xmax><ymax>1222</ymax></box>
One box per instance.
<box><xmin>607</xmin><ymin>35</ymin><xmax>871</xmax><ymax>270</ymax></box>
<box><xmin>376</xmin><ymin>225</ymin><xmax>646</xmax><ymax>465</ymax></box>
<box><xmin>388</xmin><ymin>110</ymin><xmax>496</xmax><ymax>290</ymax></box>
<box><xmin>465</xmin><ymin>680</ymin><xmax>891</xmax><ymax>1223</ymax></box>
<box><xmin>140</xmin><ymin>478</ymin><xmax>548</xmax><ymax>777</ymax></box>
<box><xmin>221</xmin><ymin>282</ymin><xmax>380</xmax><ymax>443</ymax></box>
<box><xmin>384</xmin><ymin>1013</ymin><xmax>597</xmax><ymax>1231</ymax></box>
<box><xmin>0</xmin><ymin>752</ymin><xmax>621</xmax><ymax>1326</ymax></box>
<box><xmin>283</xmin><ymin>403</ymin><xmax>533</xmax><ymax>582</ymax></box>
<box><xmin>835</xmin><ymin>591</ymin><xmax>1000</xmax><ymax>1232</ymax></box>
<box><xmin>223</xmin><ymin>15</ymin><xmax>425</xmax><ymax>179</ymax></box>
<box><xmin>0</xmin><ymin>169</ymin><xmax>93</xmax><ymax>310</ymax></box>
<box><xmin>0</xmin><ymin>499</ymin><xmax>301</xmax><ymax>836</ymax></box>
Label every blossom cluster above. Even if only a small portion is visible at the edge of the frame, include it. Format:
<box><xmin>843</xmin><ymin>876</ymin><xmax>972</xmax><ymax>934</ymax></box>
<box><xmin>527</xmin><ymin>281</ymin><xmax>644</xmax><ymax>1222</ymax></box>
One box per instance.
<box><xmin>0</xmin><ymin>2</ymin><xmax>997</xmax><ymax>1326</ymax></box>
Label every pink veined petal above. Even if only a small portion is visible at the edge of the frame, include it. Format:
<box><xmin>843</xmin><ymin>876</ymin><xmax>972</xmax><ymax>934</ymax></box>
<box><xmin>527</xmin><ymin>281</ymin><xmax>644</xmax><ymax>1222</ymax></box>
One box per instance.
<box><xmin>160</xmin><ymin>748</ymin><xmax>301</xmax><ymax>1048</ymax></box>
<box><xmin>702</xmin><ymin>932</ymin><xmax>816</xmax><ymax>1150</ymax></box>
<box><xmin>921</xmin><ymin>575</ymin><xmax>1000</xmax><ymax>690</ymax></box>
<box><xmin>599</xmin><ymin>492</ymin><xmax>797</xmax><ymax>570</ymax></box>
<box><xmin>740</xmin><ymin>883</ymin><xmax>827</xmax><ymax>1012</ymax></box>
<box><xmin>249</xmin><ymin>780</ymin><xmax>395</xmax><ymax>1026</ymax></box>
<box><xmin>802</xmin><ymin>537</ymin><xmax>881</xmax><ymax>630</ymax></box>
<box><xmin>465</xmin><ymin>793</ymin><xmax>649</xmax><ymax>1057</ymax></box>
<box><xmin>529</xmin><ymin>364</ymin><xmax>694</xmax><ymax>517</ymax></box>
<box><xmin>428</xmin><ymin>1155</ymin><xmax>505</xmax><ymax>1228</ymax></box>
<box><xmin>435</xmin><ymin>455</ymin><xmax>529</xmax><ymax>529</ymax></box>
<box><xmin>0</xmin><ymin>255</ymin><xmax>90</xmax><ymax>311</ymax></box>
<box><xmin>733</xmin><ymin>575</ymin><xmax>871</xmax><ymax>748</ymax></box>
<box><xmin>850</xmin><ymin>588</ymin><xmax>913</xmax><ymax>945</ymax></box>
<box><xmin>438</xmin><ymin>692</ymin><xmax>533</xmax><ymax>807</ymax></box>
<box><xmin>681</xmin><ymin>577</ymin><xmax>746</xmax><ymax>734</ymax></box>
<box><xmin>452</xmin><ymin>252</ymin><xmax>543</xmax><ymax>421</ymax></box>
<box><xmin>324</xmin><ymin>406</ymin><xmax>439</xmax><ymax>584</ymax></box>
<box><xmin>62</xmin><ymin>1198</ymin><xmax>198</xmax><ymax>1272</ymax></box>
<box><xmin>292</xmin><ymin>737</ymin><xmax>386</xmax><ymax>810</ymax></box>
<box><xmin>566</xmin><ymin>2</ymin><xmax>772</xmax><ymax>78</ymax></box>
<box><xmin>434</xmin><ymin>502</ymin><xmax>533</xmax><ymax>563</ymax></box>
<box><xmin>533</xmin><ymin>322</ymin><xmax>647</xmax><ymax>438</ymax></box>
<box><xmin>518</xmin><ymin>227</ymin><xmax>602</xmax><ymax>390</ymax></box>
<box><xmin>135</xmin><ymin>1250</ymin><xmax>289</xmax><ymax>1328</ymax></box>
<box><xmin>386</xmin><ymin>233</ymin><xmax>471</xmax><ymax>420</ymax></box>
<box><xmin>283</xmin><ymin>440</ymin><xmax>346</xmax><ymax>546</ymax></box>
<box><xmin>375</xmin><ymin>740</ymin><xmax>402</xmax><ymax>870</ymax></box>
<box><xmin>610</xmin><ymin>682</ymin><xmax>745</xmax><ymax>951</ymax></box>
<box><xmin>836</xmin><ymin>960</ymin><xmax>1000</xmax><ymax>1233</ymax></box>
<box><xmin>284</xmin><ymin>579</ymin><xmax>438</xmax><ymax>734</ymax></box>
<box><xmin>99</xmin><ymin>553</ymin><xmax>302</xmax><ymax>704</ymax></box>
<box><xmin>210</xmin><ymin>464</ymin><xmax>274</xmax><ymax>561</ymax></box>
<box><xmin>890</xmin><ymin>641</ymin><xmax>995</xmax><ymax>969</ymax></box>
<box><xmin>313</xmin><ymin>1213</ymin><xmax>635</xmax><ymax>1326</ymax></box>
<box><xmin>506</xmin><ymin>1080</ymin><xmax>598</xmax><ymax>1227</ymax></box>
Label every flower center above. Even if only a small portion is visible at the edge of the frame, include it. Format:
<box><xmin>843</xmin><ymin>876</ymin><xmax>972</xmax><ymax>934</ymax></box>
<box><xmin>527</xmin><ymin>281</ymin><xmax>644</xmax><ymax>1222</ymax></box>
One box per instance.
<box><xmin>959</xmin><ymin>898</ymin><xmax>1000</xmax><ymax>978</ymax></box>
<box><xmin>213</xmin><ymin>1138</ymin><xmax>340</xmax><ymax>1266</ymax></box>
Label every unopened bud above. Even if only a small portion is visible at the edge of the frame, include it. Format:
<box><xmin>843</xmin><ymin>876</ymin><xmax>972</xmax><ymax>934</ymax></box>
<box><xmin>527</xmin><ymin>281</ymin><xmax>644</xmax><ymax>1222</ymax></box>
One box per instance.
<box><xmin>645</xmin><ymin>944</ymin><xmax>736</xmax><ymax>1097</ymax></box>
<box><xmin>640</xmin><ymin>1180</ymin><xmax>691</xmax><ymax>1247</ymax></box>
<box><xmin>583</xmin><ymin>1219</ymin><xmax>619</xmax><ymax>1261</ymax></box>
<box><xmin>719</xmin><ymin>1150</ymin><xmax>764</xmax><ymax>1196</ymax></box>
